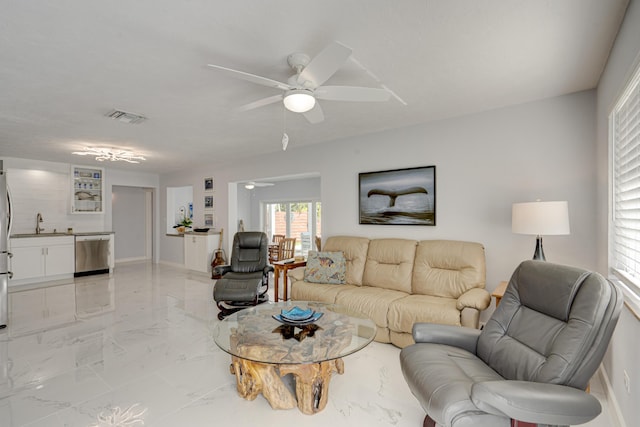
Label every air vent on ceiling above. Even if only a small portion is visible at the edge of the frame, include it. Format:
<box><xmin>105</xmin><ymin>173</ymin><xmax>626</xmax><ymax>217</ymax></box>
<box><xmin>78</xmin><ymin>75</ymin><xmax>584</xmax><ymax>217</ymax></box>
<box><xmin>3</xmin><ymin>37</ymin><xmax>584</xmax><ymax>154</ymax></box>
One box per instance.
<box><xmin>106</xmin><ymin>109</ymin><xmax>146</xmax><ymax>124</ymax></box>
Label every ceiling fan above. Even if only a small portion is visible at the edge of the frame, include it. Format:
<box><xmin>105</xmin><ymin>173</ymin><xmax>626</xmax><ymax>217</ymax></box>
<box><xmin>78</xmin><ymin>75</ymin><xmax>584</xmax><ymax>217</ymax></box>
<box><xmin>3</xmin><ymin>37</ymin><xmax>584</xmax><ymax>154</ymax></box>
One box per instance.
<box><xmin>207</xmin><ymin>41</ymin><xmax>391</xmax><ymax>124</ymax></box>
<box><xmin>243</xmin><ymin>181</ymin><xmax>274</xmax><ymax>190</ymax></box>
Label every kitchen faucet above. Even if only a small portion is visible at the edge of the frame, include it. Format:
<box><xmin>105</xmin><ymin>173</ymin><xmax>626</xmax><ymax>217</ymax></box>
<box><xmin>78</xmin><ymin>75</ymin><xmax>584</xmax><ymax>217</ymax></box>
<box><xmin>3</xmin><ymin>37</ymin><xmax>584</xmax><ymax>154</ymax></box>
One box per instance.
<box><xmin>36</xmin><ymin>212</ymin><xmax>44</xmax><ymax>234</ymax></box>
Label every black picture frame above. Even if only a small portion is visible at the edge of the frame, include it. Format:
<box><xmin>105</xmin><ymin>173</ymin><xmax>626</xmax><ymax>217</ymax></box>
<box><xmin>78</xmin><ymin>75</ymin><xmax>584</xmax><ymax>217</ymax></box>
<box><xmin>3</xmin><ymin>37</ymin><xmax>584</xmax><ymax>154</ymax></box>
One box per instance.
<box><xmin>359</xmin><ymin>166</ymin><xmax>436</xmax><ymax>225</ymax></box>
<box><xmin>204</xmin><ymin>177</ymin><xmax>214</xmax><ymax>191</ymax></box>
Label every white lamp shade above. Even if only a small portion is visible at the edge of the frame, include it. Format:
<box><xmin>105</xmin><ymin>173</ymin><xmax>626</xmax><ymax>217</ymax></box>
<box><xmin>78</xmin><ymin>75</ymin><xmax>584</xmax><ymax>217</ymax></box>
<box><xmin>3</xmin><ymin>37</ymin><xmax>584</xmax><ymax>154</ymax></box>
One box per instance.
<box><xmin>283</xmin><ymin>90</ymin><xmax>316</xmax><ymax>113</ymax></box>
<box><xmin>512</xmin><ymin>201</ymin><xmax>570</xmax><ymax>236</ymax></box>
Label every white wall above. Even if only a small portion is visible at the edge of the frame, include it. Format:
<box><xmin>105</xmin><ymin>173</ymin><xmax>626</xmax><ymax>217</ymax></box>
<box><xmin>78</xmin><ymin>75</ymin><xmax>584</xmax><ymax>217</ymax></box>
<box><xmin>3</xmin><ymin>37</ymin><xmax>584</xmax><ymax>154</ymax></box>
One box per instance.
<box><xmin>5</xmin><ymin>158</ymin><xmax>107</xmax><ymax>234</ymax></box>
<box><xmin>237</xmin><ymin>186</ymin><xmax>252</xmax><ymax>231</ymax></box>
<box><xmin>160</xmin><ymin>90</ymin><xmax>597</xmax><ymax>300</ymax></box>
<box><xmin>596</xmin><ymin>0</ymin><xmax>640</xmax><ymax>425</ymax></box>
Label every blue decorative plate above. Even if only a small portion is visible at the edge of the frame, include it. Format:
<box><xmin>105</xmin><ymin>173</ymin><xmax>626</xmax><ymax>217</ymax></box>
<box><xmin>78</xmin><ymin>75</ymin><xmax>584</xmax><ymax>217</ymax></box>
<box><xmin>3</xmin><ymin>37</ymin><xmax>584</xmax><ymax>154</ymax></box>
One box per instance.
<box><xmin>280</xmin><ymin>306</ymin><xmax>315</xmax><ymax>321</ymax></box>
<box><xmin>272</xmin><ymin>312</ymin><xmax>324</xmax><ymax>326</ymax></box>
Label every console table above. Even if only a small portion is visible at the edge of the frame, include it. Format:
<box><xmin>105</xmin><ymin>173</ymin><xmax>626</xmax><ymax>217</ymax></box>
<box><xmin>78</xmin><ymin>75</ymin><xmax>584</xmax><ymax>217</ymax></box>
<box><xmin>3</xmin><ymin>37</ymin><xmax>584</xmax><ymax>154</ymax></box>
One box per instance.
<box><xmin>272</xmin><ymin>259</ymin><xmax>306</xmax><ymax>301</ymax></box>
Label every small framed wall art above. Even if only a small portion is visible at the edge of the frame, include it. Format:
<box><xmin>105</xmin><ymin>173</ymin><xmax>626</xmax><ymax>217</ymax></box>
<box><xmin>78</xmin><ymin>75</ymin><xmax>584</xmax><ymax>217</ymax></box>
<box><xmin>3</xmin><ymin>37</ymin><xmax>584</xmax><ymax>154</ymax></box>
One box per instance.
<box><xmin>204</xmin><ymin>195</ymin><xmax>213</xmax><ymax>209</ymax></box>
<box><xmin>204</xmin><ymin>177</ymin><xmax>214</xmax><ymax>191</ymax></box>
<box><xmin>359</xmin><ymin>165</ymin><xmax>436</xmax><ymax>226</ymax></box>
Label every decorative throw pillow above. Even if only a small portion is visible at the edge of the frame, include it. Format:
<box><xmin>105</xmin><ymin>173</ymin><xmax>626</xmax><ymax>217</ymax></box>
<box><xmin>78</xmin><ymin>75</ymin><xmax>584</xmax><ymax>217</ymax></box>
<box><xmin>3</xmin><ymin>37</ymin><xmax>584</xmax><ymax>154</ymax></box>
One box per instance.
<box><xmin>304</xmin><ymin>251</ymin><xmax>346</xmax><ymax>284</ymax></box>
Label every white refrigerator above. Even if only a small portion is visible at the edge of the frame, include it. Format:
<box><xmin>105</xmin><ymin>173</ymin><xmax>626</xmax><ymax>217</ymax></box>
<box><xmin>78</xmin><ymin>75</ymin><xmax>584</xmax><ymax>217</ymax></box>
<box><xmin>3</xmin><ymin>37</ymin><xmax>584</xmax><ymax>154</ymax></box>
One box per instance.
<box><xmin>0</xmin><ymin>159</ymin><xmax>11</xmax><ymax>329</ymax></box>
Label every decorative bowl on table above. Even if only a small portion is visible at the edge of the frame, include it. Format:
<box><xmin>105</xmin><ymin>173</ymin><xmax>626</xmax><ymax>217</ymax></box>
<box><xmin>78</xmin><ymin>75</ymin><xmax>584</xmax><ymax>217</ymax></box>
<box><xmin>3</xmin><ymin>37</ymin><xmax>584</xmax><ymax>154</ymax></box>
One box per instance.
<box><xmin>272</xmin><ymin>306</ymin><xmax>323</xmax><ymax>325</ymax></box>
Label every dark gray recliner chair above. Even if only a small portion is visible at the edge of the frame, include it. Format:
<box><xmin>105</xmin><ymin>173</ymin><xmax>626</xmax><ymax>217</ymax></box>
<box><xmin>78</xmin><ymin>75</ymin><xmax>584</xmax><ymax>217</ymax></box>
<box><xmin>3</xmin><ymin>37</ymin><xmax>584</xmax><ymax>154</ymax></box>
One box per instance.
<box><xmin>400</xmin><ymin>260</ymin><xmax>623</xmax><ymax>427</ymax></box>
<box><xmin>213</xmin><ymin>232</ymin><xmax>273</xmax><ymax>320</ymax></box>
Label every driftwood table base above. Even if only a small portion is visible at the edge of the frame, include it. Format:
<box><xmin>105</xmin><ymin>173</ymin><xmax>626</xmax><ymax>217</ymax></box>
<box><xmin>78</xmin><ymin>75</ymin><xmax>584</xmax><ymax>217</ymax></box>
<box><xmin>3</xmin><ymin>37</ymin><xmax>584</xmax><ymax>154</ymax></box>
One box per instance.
<box><xmin>214</xmin><ymin>303</ymin><xmax>376</xmax><ymax>415</ymax></box>
<box><xmin>230</xmin><ymin>356</ymin><xmax>344</xmax><ymax>414</ymax></box>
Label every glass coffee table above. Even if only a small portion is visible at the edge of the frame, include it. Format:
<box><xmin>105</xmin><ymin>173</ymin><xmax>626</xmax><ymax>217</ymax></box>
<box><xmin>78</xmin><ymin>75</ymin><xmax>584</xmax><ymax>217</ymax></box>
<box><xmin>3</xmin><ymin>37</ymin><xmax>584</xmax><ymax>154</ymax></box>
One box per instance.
<box><xmin>213</xmin><ymin>301</ymin><xmax>377</xmax><ymax>414</ymax></box>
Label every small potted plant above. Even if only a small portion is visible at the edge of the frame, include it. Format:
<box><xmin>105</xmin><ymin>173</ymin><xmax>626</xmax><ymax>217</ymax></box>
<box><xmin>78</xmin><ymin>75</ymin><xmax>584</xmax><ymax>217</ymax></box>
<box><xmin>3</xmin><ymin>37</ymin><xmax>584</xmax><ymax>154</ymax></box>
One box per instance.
<box><xmin>174</xmin><ymin>217</ymin><xmax>193</xmax><ymax>233</ymax></box>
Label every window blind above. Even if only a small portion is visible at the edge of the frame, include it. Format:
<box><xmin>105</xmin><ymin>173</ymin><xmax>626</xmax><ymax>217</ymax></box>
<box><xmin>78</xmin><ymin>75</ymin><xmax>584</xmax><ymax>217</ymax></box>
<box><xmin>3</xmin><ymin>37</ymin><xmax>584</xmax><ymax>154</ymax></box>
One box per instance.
<box><xmin>613</xmin><ymin>64</ymin><xmax>640</xmax><ymax>286</ymax></box>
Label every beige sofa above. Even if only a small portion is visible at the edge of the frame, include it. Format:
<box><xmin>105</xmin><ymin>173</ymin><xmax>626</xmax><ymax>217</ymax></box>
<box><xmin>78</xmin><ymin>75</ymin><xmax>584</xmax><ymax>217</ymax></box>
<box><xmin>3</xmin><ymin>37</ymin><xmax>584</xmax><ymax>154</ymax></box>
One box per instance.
<box><xmin>289</xmin><ymin>236</ymin><xmax>490</xmax><ymax>348</ymax></box>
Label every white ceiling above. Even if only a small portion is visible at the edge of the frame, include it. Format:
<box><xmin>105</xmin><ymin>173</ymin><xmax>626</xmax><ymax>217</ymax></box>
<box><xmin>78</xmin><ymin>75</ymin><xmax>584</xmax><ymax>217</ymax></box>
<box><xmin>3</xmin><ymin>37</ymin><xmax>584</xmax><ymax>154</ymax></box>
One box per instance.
<box><xmin>0</xmin><ymin>0</ymin><xmax>629</xmax><ymax>174</ymax></box>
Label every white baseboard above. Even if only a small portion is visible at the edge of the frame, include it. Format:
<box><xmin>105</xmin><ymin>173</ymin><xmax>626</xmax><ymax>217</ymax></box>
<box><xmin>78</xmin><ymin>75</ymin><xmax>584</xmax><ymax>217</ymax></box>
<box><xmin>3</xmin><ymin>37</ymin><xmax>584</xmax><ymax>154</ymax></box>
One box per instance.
<box><xmin>115</xmin><ymin>256</ymin><xmax>149</xmax><ymax>264</ymax></box>
<box><xmin>157</xmin><ymin>260</ymin><xmax>187</xmax><ymax>269</ymax></box>
<box><xmin>599</xmin><ymin>366</ymin><xmax>628</xmax><ymax>427</ymax></box>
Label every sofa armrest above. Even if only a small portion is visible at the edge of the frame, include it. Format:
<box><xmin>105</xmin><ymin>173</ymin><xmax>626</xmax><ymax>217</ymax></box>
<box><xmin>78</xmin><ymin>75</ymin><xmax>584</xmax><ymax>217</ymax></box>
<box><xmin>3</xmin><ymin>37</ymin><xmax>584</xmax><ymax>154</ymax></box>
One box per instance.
<box><xmin>456</xmin><ymin>287</ymin><xmax>491</xmax><ymax>311</ymax></box>
<box><xmin>264</xmin><ymin>265</ymin><xmax>274</xmax><ymax>274</ymax></box>
<box><xmin>412</xmin><ymin>323</ymin><xmax>480</xmax><ymax>354</ymax></box>
<box><xmin>471</xmin><ymin>380</ymin><xmax>601</xmax><ymax>426</ymax></box>
<box><xmin>288</xmin><ymin>266</ymin><xmax>305</xmax><ymax>281</ymax></box>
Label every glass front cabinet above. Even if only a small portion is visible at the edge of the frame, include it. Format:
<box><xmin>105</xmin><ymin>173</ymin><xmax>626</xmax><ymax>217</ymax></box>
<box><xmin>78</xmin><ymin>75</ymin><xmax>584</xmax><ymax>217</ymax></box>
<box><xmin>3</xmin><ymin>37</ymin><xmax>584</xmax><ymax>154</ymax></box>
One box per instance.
<box><xmin>71</xmin><ymin>165</ymin><xmax>104</xmax><ymax>214</ymax></box>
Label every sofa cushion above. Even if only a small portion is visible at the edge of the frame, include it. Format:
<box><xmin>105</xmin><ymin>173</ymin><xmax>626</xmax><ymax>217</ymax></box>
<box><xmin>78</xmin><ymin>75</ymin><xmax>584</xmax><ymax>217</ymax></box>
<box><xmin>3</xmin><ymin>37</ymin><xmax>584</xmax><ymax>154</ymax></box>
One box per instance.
<box><xmin>412</xmin><ymin>240</ymin><xmax>486</xmax><ymax>298</ymax></box>
<box><xmin>362</xmin><ymin>239</ymin><xmax>417</xmax><ymax>293</ymax></box>
<box><xmin>388</xmin><ymin>295</ymin><xmax>462</xmax><ymax>334</ymax></box>
<box><xmin>303</xmin><ymin>251</ymin><xmax>347</xmax><ymax>284</ymax></box>
<box><xmin>290</xmin><ymin>281</ymin><xmax>357</xmax><ymax>303</ymax></box>
<box><xmin>323</xmin><ymin>236</ymin><xmax>370</xmax><ymax>286</ymax></box>
<box><xmin>334</xmin><ymin>285</ymin><xmax>407</xmax><ymax>328</ymax></box>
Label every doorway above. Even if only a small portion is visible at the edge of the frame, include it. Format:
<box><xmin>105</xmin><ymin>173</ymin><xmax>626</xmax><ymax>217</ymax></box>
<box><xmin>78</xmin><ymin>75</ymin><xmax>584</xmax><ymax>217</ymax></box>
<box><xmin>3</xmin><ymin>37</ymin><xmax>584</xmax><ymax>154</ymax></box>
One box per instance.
<box><xmin>112</xmin><ymin>186</ymin><xmax>154</xmax><ymax>262</ymax></box>
<box><xmin>263</xmin><ymin>201</ymin><xmax>321</xmax><ymax>257</ymax></box>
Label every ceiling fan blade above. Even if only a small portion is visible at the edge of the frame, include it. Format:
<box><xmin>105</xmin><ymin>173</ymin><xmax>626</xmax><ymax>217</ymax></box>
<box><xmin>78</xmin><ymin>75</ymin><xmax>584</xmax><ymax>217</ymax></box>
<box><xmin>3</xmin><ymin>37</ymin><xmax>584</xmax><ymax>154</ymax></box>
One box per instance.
<box><xmin>297</xmin><ymin>41</ymin><xmax>352</xmax><ymax>88</ymax></box>
<box><xmin>255</xmin><ymin>182</ymin><xmax>275</xmax><ymax>187</ymax></box>
<box><xmin>315</xmin><ymin>86</ymin><xmax>391</xmax><ymax>102</ymax></box>
<box><xmin>302</xmin><ymin>103</ymin><xmax>324</xmax><ymax>124</ymax></box>
<box><xmin>236</xmin><ymin>94</ymin><xmax>283</xmax><ymax>112</ymax></box>
<box><xmin>207</xmin><ymin>64</ymin><xmax>292</xmax><ymax>91</ymax></box>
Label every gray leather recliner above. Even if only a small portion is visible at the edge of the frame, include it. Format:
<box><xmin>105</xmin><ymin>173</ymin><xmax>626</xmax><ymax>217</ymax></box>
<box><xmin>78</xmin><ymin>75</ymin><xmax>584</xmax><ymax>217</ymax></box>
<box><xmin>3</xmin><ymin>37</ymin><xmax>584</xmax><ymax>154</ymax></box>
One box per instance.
<box><xmin>400</xmin><ymin>260</ymin><xmax>623</xmax><ymax>427</ymax></box>
<box><xmin>213</xmin><ymin>232</ymin><xmax>273</xmax><ymax>320</ymax></box>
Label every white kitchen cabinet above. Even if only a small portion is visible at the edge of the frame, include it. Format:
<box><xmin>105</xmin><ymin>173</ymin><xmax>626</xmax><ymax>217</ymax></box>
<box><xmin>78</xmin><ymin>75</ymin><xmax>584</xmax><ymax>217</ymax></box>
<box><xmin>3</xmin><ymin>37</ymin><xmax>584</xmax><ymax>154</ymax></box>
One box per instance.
<box><xmin>9</xmin><ymin>236</ymin><xmax>75</xmax><ymax>286</ymax></box>
<box><xmin>9</xmin><ymin>283</ymin><xmax>76</xmax><ymax>334</ymax></box>
<box><xmin>184</xmin><ymin>232</ymin><xmax>219</xmax><ymax>273</ymax></box>
<box><xmin>46</xmin><ymin>244</ymin><xmax>76</xmax><ymax>276</ymax></box>
<box><xmin>10</xmin><ymin>246</ymin><xmax>45</xmax><ymax>281</ymax></box>
<box><xmin>71</xmin><ymin>165</ymin><xmax>104</xmax><ymax>214</ymax></box>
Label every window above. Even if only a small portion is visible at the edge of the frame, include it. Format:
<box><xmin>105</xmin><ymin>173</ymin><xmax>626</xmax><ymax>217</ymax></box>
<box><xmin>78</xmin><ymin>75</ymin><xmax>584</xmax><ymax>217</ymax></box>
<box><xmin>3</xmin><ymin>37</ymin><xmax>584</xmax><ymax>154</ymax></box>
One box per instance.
<box><xmin>611</xmin><ymin>60</ymin><xmax>640</xmax><ymax>293</ymax></box>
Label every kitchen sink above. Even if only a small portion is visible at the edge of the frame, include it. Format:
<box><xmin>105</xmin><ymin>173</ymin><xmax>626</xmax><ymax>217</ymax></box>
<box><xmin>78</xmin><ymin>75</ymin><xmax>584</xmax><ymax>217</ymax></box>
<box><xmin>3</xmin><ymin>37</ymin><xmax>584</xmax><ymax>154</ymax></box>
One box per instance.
<box><xmin>11</xmin><ymin>232</ymin><xmax>72</xmax><ymax>238</ymax></box>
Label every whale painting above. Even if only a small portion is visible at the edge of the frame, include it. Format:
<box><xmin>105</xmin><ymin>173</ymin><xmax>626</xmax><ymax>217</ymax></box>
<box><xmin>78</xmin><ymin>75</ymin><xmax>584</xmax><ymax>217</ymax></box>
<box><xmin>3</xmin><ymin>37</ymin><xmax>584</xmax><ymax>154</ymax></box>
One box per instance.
<box><xmin>359</xmin><ymin>166</ymin><xmax>435</xmax><ymax>225</ymax></box>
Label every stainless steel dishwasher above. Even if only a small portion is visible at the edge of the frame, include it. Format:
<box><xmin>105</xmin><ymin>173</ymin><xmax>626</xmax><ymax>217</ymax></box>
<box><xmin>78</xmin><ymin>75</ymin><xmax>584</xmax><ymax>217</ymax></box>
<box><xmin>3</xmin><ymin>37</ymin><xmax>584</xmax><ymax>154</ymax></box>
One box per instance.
<box><xmin>75</xmin><ymin>235</ymin><xmax>110</xmax><ymax>276</ymax></box>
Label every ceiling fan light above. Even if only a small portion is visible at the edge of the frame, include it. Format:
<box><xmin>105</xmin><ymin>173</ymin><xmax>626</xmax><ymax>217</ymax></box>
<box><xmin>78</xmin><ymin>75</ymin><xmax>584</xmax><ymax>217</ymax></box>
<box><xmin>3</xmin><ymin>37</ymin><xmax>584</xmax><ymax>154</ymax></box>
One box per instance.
<box><xmin>244</xmin><ymin>183</ymin><xmax>255</xmax><ymax>190</ymax></box>
<box><xmin>283</xmin><ymin>90</ymin><xmax>315</xmax><ymax>113</ymax></box>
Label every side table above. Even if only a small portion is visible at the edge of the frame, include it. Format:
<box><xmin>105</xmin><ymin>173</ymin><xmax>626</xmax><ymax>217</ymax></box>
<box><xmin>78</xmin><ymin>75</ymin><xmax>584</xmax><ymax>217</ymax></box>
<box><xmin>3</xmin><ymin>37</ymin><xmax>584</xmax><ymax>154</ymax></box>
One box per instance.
<box><xmin>273</xmin><ymin>259</ymin><xmax>306</xmax><ymax>302</ymax></box>
<box><xmin>492</xmin><ymin>281</ymin><xmax>508</xmax><ymax>307</ymax></box>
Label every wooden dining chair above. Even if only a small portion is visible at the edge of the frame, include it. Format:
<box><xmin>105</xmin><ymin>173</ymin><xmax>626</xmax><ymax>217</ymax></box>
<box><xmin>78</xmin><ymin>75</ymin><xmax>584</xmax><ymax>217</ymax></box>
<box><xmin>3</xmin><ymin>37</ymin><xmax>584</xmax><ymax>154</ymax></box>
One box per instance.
<box><xmin>268</xmin><ymin>234</ymin><xmax>285</xmax><ymax>263</ymax></box>
<box><xmin>277</xmin><ymin>237</ymin><xmax>296</xmax><ymax>261</ymax></box>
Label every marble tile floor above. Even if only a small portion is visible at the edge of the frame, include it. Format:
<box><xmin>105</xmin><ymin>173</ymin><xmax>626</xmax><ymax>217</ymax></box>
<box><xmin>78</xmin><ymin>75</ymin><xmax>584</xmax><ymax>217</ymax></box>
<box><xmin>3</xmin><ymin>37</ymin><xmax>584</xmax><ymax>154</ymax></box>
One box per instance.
<box><xmin>0</xmin><ymin>261</ymin><xmax>617</xmax><ymax>426</ymax></box>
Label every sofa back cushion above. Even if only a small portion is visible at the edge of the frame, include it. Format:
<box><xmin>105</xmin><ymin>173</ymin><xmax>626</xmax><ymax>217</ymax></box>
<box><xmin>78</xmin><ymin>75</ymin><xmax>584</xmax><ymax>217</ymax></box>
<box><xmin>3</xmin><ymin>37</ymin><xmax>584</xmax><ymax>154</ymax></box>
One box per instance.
<box><xmin>412</xmin><ymin>240</ymin><xmax>486</xmax><ymax>298</ymax></box>
<box><xmin>363</xmin><ymin>239</ymin><xmax>417</xmax><ymax>293</ymax></box>
<box><xmin>323</xmin><ymin>236</ymin><xmax>370</xmax><ymax>286</ymax></box>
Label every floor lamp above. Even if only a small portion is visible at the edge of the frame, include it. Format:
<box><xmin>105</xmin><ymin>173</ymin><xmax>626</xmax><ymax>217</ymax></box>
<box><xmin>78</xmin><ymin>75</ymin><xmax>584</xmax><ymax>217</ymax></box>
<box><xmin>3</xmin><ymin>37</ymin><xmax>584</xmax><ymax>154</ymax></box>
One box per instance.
<box><xmin>512</xmin><ymin>200</ymin><xmax>570</xmax><ymax>261</ymax></box>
